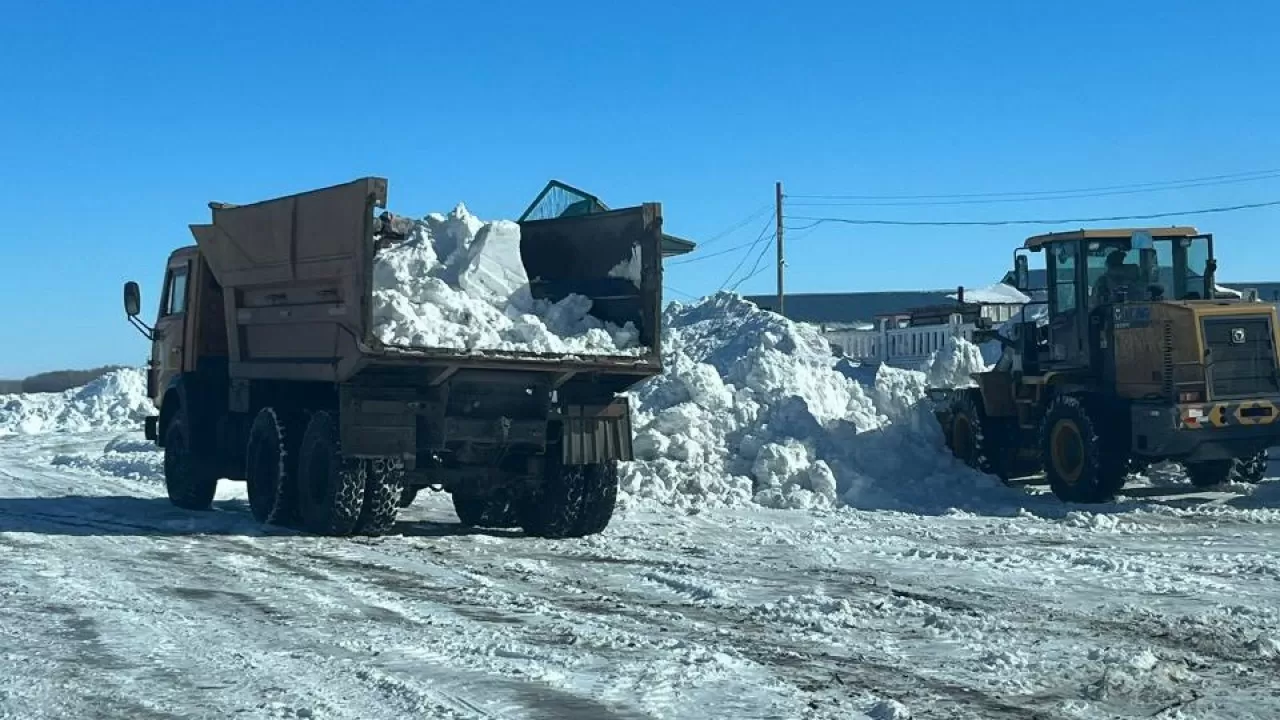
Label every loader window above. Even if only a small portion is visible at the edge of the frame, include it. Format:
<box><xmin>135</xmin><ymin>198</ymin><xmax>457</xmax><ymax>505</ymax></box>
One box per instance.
<box><xmin>1050</xmin><ymin>241</ymin><xmax>1079</xmax><ymax>316</ymax></box>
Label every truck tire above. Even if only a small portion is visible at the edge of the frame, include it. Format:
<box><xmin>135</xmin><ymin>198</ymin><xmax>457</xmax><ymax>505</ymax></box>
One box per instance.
<box><xmin>452</xmin><ymin>492</ymin><xmax>519</xmax><ymax>528</ymax></box>
<box><xmin>354</xmin><ymin>457</ymin><xmax>403</xmax><ymax>536</ymax></box>
<box><xmin>522</xmin><ymin>457</ymin><xmax>618</xmax><ymax>539</ymax></box>
<box><xmin>295</xmin><ymin>410</ymin><xmax>366</xmax><ymax>536</ymax></box>
<box><xmin>244</xmin><ymin>407</ymin><xmax>301</xmax><ymax>525</ymax></box>
<box><xmin>163</xmin><ymin>416</ymin><xmax>218</xmax><ymax>511</ymax></box>
<box><xmin>946</xmin><ymin>390</ymin><xmax>1020</xmax><ymax>480</ymax></box>
<box><xmin>1040</xmin><ymin>395</ymin><xmax>1127</xmax><ymax>503</ymax></box>
<box><xmin>1187</xmin><ymin>459</ymin><xmax>1234</xmax><ymax>488</ymax></box>
<box><xmin>1229</xmin><ymin>450</ymin><xmax>1269</xmax><ymax>484</ymax></box>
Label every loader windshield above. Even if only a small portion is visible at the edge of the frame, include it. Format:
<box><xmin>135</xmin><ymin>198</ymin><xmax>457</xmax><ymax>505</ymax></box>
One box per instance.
<box><xmin>1084</xmin><ymin>235</ymin><xmax>1210</xmax><ymax>305</ymax></box>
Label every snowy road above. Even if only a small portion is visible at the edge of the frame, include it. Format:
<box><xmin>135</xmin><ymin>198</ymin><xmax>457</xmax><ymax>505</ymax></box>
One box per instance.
<box><xmin>3</xmin><ymin>432</ymin><xmax>1280</xmax><ymax>720</ymax></box>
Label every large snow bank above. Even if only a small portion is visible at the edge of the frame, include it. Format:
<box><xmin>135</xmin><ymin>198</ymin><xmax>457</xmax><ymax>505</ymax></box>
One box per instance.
<box><xmin>619</xmin><ymin>293</ymin><xmax>1005</xmax><ymax>512</ymax></box>
<box><xmin>0</xmin><ymin>368</ymin><xmax>152</xmax><ymax>436</ymax></box>
<box><xmin>370</xmin><ymin>204</ymin><xmax>644</xmax><ymax>356</ymax></box>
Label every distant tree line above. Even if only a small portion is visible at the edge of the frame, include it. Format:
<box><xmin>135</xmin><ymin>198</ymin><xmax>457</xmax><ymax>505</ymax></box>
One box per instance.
<box><xmin>0</xmin><ymin>366</ymin><xmax>126</xmax><ymax>395</ymax></box>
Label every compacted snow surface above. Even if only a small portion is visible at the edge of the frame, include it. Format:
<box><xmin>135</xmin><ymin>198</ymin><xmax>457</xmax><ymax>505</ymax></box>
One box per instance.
<box><xmin>3</xmin><ymin>297</ymin><xmax>1280</xmax><ymax>719</ymax></box>
<box><xmin>370</xmin><ymin>204</ymin><xmax>645</xmax><ymax>357</ymax></box>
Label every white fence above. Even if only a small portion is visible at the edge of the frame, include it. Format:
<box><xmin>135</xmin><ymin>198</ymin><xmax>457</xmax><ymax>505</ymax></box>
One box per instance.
<box><xmin>822</xmin><ymin>314</ymin><xmax>976</xmax><ymax>368</ymax></box>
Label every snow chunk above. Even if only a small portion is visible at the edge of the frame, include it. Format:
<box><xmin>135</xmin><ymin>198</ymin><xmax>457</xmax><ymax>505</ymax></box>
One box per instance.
<box><xmin>371</xmin><ymin>203</ymin><xmax>645</xmax><ymax>357</ymax></box>
<box><xmin>0</xmin><ymin>369</ymin><xmax>152</xmax><ymax>436</ymax></box>
<box><xmin>922</xmin><ymin>335</ymin><xmax>989</xmax><ymax>388</ymax></box>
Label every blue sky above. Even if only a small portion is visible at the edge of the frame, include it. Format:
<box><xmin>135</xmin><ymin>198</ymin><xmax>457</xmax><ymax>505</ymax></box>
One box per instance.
<box><xmin>2</xmin><ymin>1</ymin><xmax>1278</xmax><ymax>377</ymax></box>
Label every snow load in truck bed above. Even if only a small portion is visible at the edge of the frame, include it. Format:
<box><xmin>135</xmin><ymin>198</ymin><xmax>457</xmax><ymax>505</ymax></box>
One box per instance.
<box><xmin>371</xmin><ymin>204</ymin><xmax>646</xmax><ymax>357</ymax></box>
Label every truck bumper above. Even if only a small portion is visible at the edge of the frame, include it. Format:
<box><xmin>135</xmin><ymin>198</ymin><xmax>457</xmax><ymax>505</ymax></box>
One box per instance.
<box><xmin>1132</xmin><ymin>397</ymin><xmax>1280</xmax><ymax>462</ymax></box>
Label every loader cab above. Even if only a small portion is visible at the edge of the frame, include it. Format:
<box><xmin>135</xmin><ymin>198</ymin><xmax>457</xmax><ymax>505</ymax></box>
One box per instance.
<box><xmin>1015</xmin><ymin>227</ymin><xmax>1216</xmax><ymax>371</ymax></box>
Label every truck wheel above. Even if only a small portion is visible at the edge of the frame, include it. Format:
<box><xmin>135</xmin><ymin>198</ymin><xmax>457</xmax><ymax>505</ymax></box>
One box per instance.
<box><xmin>244</xmin><ymin>407</ymin><xmax>301</xmax><ymax>525</ymax></box>
<box><xmin>522</xmin><ymin>458</ymin><xmax>618</xmax><ymax>539</ymax></box>
<box><xmin>354</xmin><ymin>457</ymin><xmax>403</xmax><ymax>536</ymax></box>
<box><xmin>163</xmin><ymin>416</ymin><xmax>218</xmax><ymax>511</ymax></box>
<box><xmin>452</xmin><ymin>492</ymin><xmax>519</xmax><ymax>528</ymax></box>
<box><xmin>1186</xmin><ymin>459</ymin><xmax>1234</xmax><ymax>488</ymax></box>
<box><xmin>946</xmin><ymin>391</ymin><xmax>1019</xmax><ymax>480</ymax></box>
<box><xmin>1040</xmin><ymin>395</ymin><xmax>1127</xmax><ymax>503</ymax></box>
<box><xmin>295</xmin><ymin>411</ymin><xmax>366</xmax><ymax>536</ymax></box>
<box><xmin>1229</xmin><ymin>451</ymin><xmax>1269</xmax><ymax>484</ymax></box>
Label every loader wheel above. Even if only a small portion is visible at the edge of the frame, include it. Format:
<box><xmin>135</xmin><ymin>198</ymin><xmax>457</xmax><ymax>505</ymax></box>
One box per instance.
<box><xmin>244</xmin><ymin>407</ymin><xmax>302</xmax><ymax>526</ymax></box>
<box><xmin>163</xmin><ymin>416</ymin><xmax>218</xmax><ymax>511</ymax></box>
<box><xmin>946</xmin><ymin>391</ymin><xmax>1021</xmax><ymax>480</ymax></box>
<box><xmin>1040</xmin><ymin>395</ymin><xmax>1128</xmax><ymax>503</ymax></box>
<box><xmin>1229</xmin><ymin>450</ymin><xmax>1269</xmax><ymax>484</ymax></box>
<box><xmin>353</xmin><ymin>457</ymin><xmax>403</xmax><ymax>536</ymax></box>
<box><xmin>1186</xmin><ymin>459</ymin><xmax>1234</xmax><ymax>488</ymax></box>
<box><xmin>453</xmin><ymin>492</ymin><xmax>519</xmax><ymax>529</ymax></box>
<box><xmin>295</xmin><ymin>411</ymin><xmax>366</xmax><ymax>536</ymax></box>
<box><xmin>521</xmin><ymin>456</ymin><xmax>619</xmax><ymax>539</ymax></box>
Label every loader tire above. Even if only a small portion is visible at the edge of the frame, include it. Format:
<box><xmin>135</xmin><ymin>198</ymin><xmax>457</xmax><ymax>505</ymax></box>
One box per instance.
<box><xmin>163</xmin><ymin>416</ymin><xmax>218</xmax><ymax>511</ymax></box>
<box><xmin>452</xmin><ymin>492</ymin><xmax>519</xmax><ymax>529</ymax></box>
<box><xmin>244</xmin><ymin>407</ymin><xmax>302</xmax><ymax>526</ymax></box>
<box><xmin>1040</xmin><ymin>395</ymin><xmax>1128</xmax><ymax>503</ymax></box>
<box><xmin>1187</xmin><ymin>459</ymin><xmax>1234</xmax><ymax>488</ymax></box>
<box><xmin>354</xmin><ymin>457</ymin><xmax>403</xmax><ymax>536</ymax></box>
<box><xmin>295</xmin><ymin>411</ymin><xmax>366</xmax><ymax>537</ymax></box>
<box><xmin>522</xmin><ymin>458</ymin><xmax>619</xmax><ymax>539</ymax></box>
<box><xmin>1229</xmin><ymin>450</ymin><xmax>1269</xmax><ymax>484</ymax></box>
<box><xmin>946</xmin><ymin>390</ymin><xmax>1022</xmax><ymax>480</ymax></box>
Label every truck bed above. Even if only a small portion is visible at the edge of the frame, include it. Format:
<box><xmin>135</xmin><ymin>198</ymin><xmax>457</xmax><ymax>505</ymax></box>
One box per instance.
<box><xmin>188</xmin><ymin>177</ymin><xmax>664</xmax><ymax>387</ymax></box>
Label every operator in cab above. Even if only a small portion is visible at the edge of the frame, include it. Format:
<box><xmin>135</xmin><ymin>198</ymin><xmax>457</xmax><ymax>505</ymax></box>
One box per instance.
<box><xmin>1091</xmin><ymin>249</ymin><xmax>1133</xmax><ymax>308</ymax></box>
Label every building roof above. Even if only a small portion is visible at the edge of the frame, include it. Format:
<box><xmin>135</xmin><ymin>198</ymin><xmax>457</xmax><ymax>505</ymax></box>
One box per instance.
<box><xmin>519</xmin><ymin>179</ymin><xmax>696</xmax><ymax>257</ymax></box>
<box><xmin>744</xmin><ymin>290</ymin><xmax>958</xmax><ymax>325</ymax></box>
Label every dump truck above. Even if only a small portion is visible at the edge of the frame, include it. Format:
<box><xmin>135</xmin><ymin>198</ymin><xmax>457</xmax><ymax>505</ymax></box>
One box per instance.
<box><xmin>123</xmin><ymin>177</ymin><xmax>664</xmax><ymax>538</ymax></box>
<box><xmin>930</xmin><ymin>227</ymin><xmax>1279</xmax><ymax>502</ymax></box>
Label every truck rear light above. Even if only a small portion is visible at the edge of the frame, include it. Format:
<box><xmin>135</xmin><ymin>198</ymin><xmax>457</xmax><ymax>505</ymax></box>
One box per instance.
<box><xmin>1179</xmin><ymin>390</ymin><xmax>1204</xmax><ymax>403</ymax></box>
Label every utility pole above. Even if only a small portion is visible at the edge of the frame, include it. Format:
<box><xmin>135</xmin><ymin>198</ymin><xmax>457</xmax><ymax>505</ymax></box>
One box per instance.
<box><xmin>775</xmin><ymin>181</ymin><xmax>785</xmax><ymax>317</ymax></box>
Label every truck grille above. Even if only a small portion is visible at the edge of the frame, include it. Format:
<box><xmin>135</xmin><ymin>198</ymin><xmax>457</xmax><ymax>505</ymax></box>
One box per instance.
<box><xmin>1202</xmin><ymin>316</ymin><xmax>1279</xmax><ymax>398</ymax></box>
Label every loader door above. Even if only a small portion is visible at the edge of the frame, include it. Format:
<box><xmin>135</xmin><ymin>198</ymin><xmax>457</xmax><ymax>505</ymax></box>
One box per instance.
<box><xmin>150</xmin><ymin>258</ymin><xmax>191</xmax><ymax>403</ymax></box>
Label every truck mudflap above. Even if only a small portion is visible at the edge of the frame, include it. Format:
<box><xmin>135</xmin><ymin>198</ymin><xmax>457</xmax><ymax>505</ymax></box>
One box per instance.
<box><xmin>559</xmin><ymin>398</ymin><xmax>634</xmax><ymax>466</ymax></box>
<box><xmin>1132</xmin><ymin>397</ymin><xmax>1280</xmax><ymax>461</ymax></box>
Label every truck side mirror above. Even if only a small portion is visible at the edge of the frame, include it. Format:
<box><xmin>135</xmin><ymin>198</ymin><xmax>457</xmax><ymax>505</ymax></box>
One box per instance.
<box><xmin>124</xmin><ymin>281</ymin><xmax>142</xmax><ymax>317</ymax></box>
<box><xmin>1014</xmin><ymin>255</ymin><xmax>1030</xmax><ymax>291</ymax></box>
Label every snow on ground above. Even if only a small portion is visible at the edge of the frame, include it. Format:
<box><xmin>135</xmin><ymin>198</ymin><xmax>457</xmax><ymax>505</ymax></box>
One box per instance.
<box><xmin>4</xmin><ymin>430</ymin><xmax>1280</xmax><ymax>720</ymax></box>
<box><xmin>3</xmin><ymin>297</ymin><xmax>1280</xmax><ymax>718</ymax></box>
<box><xmin>370</xmin><ymin>204</ymin><xmax>644</xmax><ymax>356</ymax></box>
<box><xmin>0</xmin><ymin>368</ymin><xmax>151</xmax><ymax>436</ymax></box>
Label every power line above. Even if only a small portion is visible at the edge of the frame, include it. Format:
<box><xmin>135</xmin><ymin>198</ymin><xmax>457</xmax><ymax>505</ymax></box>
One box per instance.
<box><xmin>787</xmin><ymin>167</ymin><xmax>1280</xmax><ymax>202</ymax></box>
<box><xmin>783</xmin><ymin>198</ymin><xmax>1280</xmax><ymax>230</ymax></box>
<box><xmin>718</xmin><ymin>215</ymin><xmax>776</xmax><ymax>290</ymax></box>
<box><xmin>693</xmin><ymin>203</ymin><xmax>773</xmax><ymax>249</ymax></box>
<box><xmin>728</xmin><ymin>237</ymin><xmax>776</xmax><ymax>292</ymax></box>
<box><xmin>668</xmin><ymin>236</ymin><xmax>765</xmax><ymax>266</ymax></box>
<box><xmin>786</xmin><ymin>171</ymin><xmax>1280</xmax><ymax>207</ymax></box>
<box><xmin>664</xmin><ymin>284</ymin><xmax>699</xmax><ymax>301</ymax></box>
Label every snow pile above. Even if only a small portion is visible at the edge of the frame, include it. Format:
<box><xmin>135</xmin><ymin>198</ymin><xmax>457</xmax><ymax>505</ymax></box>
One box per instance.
<box><xmin>51</xmin><ymin>432</ymin><xmax>163</xmax><ymax>481</ymax></box>
<box><xmin>619</xmin><ymin>293</ymin><xmax>1004</xmax><ymax>512</ymax></box>
<box><xmin>0</xmin><ymin>368</ymin><xmax>152</xmax><ymax>436</ymax></box>
<box><xmin>922</xmin><ymin>335</ymin><xmax>989</xmax><ymax>388</ymax></box>
<box><xmin>370</xmin><ymin>204</ymin><xmax>644</xmax><ymax>356</ymax></box>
